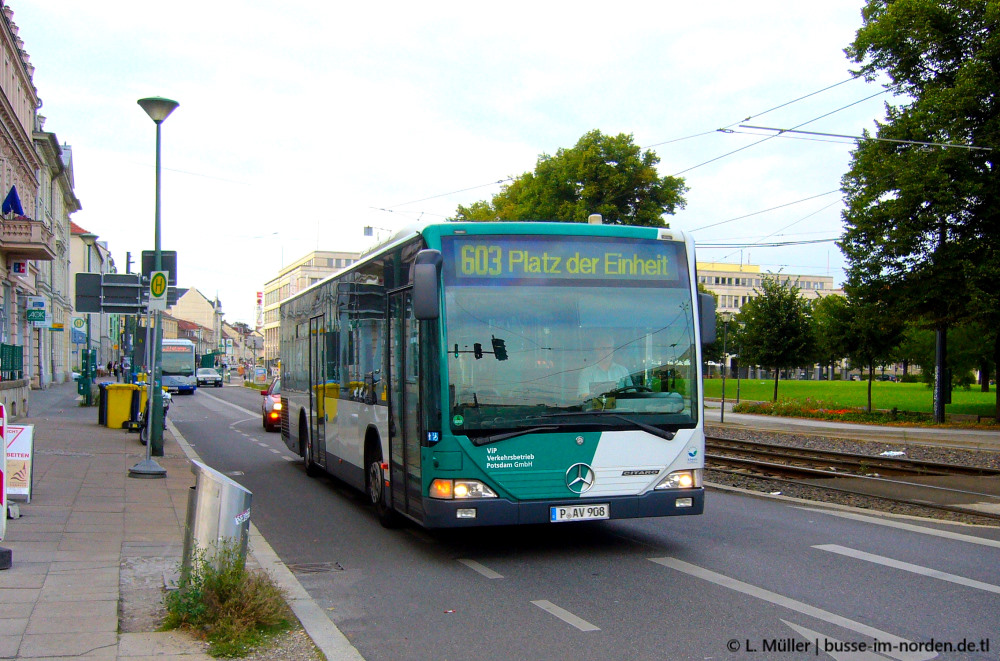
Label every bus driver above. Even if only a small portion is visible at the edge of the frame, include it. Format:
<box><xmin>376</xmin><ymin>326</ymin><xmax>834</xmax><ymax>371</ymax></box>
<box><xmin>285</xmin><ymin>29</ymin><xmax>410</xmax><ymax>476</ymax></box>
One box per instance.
<box><xmin>577</xmin><ymin>332</ymin><xmax>634</xmax><ymax>398</ymax></box>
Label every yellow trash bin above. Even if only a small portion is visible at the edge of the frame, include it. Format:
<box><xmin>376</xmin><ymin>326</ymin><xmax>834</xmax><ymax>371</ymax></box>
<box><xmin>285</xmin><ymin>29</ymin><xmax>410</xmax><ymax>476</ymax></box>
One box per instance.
<box><xmin>106</xmin><ymin>384</ymin><xmax>140</xmax><ymax>429</ymax></box>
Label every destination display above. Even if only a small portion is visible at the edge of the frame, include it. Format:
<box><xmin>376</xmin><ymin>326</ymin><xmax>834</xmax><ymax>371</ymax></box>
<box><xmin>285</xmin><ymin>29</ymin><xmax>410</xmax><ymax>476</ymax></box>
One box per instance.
<box><xmin>443</xmin><ymin>235</ymin><xmax>684</xmax><ymax>283</ymax></box>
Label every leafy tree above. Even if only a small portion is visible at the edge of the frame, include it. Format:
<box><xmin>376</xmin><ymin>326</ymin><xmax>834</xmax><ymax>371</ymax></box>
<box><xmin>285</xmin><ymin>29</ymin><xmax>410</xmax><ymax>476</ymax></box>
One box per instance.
<box><xmin>810</xmin><ymin>294</ymin><xmax>851</xmax><ymax>380</ymax></box>
<box><xmin>840</xmin><ymin>0</ymin><xmax>1000</xmax><ymax>421</ymax></box>
<box><xmin>842</xmin><ymin>292</ymin><xmax>906</xmax><ymax>412</ymax></box>
<box><xmin>902</xmin><ymin>323</ymin><xmax>989</xmax><ymax>390</ymax></box>
<box><xmin>454</xmin><ymin>130</ymin><xmax>687</xmax><ymax>226</ymax></box>
<box><xmin>733</xmin><ymin>275</ymin><xmax>814</xmax><ymax>401</ymax></box>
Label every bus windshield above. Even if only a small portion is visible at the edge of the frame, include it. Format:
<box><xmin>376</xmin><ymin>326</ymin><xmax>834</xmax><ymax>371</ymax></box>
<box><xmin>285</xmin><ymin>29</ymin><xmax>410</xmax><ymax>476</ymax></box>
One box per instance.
<box><xmin>441</xmin><ymin>234</ymin><xmax>698</xmax><ymax>436</ymax></box>
<box><xmin>161</xmin><ymin>345</ymin><xmax>195</xmax><ymax>377</ymax></box>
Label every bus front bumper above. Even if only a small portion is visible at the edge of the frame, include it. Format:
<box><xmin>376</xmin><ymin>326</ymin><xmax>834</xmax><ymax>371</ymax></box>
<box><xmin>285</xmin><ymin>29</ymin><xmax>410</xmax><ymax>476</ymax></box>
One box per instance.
<box><xmin>420</xmin><ymin>487</ymin><xmax>704</xmax><ymax>528</ymax></box>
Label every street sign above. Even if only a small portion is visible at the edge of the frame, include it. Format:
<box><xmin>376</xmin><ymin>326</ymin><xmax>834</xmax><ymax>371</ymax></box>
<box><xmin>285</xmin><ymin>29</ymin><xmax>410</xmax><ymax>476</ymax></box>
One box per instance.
<box><xmin>148</xmin><ymin>271</ymin><xmax>168</xmax><ymax>310</ymax></box>
<box><xmin>100</xmin><ymin>273</ymin><xmax>143</xmax><ymax>311</ymax></box>
<box><xmin>75</xmin><ymin>273</ymin><xmax>103</xmax><ymax>312</ymax></box>
<box><xmin>76</xmin><ymin>273</ymin><xmax>147</xmax><ymax>314</ymax></box>
<box><xmin>141</xmin><ymin>251</ymin><xmax>177</xmax><ymax>286</ymax></box>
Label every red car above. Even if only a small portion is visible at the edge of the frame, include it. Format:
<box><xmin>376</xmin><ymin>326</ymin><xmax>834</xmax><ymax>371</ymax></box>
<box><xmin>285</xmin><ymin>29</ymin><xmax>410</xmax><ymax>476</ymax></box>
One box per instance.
<box><xmin>261</xmin><ymin>378</ymin><xmax>281</xmax><ymax>432</ymax></box>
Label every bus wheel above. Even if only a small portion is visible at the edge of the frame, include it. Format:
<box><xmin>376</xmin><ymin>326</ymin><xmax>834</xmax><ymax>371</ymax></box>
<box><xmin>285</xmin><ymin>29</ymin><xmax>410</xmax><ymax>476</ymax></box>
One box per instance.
<box><xmin>367</xmin><ymin>452</ymin><xmax>399</xmax><ymax>528</ymax></box>
<box><xmin>302</xmin><ymin>418</ymin><xmax>320</xmax><ymax>478</ymax></box>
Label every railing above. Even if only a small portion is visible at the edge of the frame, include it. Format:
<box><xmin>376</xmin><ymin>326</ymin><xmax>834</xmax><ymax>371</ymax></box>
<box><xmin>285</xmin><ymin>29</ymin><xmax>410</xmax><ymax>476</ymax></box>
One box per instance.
<box><xmin>0</xmin><ymin>216</ymin><xmax>57</xmax><ymax>260</ymax></box>
<box><xmin>0</xmin><ymin>343</ymin><xmax>24</xmax><ymax>381</ymax></box>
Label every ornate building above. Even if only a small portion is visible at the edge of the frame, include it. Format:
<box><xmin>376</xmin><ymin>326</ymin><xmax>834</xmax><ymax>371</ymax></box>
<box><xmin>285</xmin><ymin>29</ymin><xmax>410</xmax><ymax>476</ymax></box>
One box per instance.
<box><xmin>0</xmin><ymin>2</ymin><xmax>80</xmax><ymax>413</ymax></box>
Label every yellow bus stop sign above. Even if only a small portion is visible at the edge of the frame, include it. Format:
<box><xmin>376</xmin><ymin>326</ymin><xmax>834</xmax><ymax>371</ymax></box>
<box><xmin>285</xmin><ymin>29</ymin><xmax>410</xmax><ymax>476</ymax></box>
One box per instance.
<box><xmin>149</xmin><ymin>271</ymin><xmax>168</xmax><ymax>310</ymax></box>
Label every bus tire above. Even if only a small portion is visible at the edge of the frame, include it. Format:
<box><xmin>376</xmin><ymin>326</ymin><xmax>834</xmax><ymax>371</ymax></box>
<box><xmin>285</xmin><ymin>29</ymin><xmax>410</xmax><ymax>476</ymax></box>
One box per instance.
<box><xmin>366</xmin><ymin>446</ymin><xmax>400</xmax><ymax>528</ymax></box>
<box><xmin>302</xmin><ymin>416</ymin><xmax>320</xmax><ymax>478</ymax></box>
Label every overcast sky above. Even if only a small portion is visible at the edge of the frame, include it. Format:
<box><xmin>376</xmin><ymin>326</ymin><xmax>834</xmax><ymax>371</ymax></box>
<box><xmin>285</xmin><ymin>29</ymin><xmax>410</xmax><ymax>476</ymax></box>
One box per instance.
<box><xmin>13</xmin><ymin>1</ymin><xmax>888</xmax><ymax>324</ymax></box>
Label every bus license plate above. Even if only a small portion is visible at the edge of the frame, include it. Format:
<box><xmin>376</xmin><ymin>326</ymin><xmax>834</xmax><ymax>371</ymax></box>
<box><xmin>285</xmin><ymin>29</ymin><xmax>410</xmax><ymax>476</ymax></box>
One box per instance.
<box><xmin>550</xmin><ymin>504</ymin><xmax>609</xmax><ymax>522</ymax></box>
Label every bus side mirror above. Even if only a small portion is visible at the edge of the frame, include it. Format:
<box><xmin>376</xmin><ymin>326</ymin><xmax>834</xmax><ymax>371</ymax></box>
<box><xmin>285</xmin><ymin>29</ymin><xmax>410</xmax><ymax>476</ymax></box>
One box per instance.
<box><xmin>413</xmin><ymin>249</ymin><xmax>443</xmax><ymax>320</ymax></box>
<box><xmin>699</xmin><ymin>293</ymin><xmax>716</xmax><ymax>345</ymax></box>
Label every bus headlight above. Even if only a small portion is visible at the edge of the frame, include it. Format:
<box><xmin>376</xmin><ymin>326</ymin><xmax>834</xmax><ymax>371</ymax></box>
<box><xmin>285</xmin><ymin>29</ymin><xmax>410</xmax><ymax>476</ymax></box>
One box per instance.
<box><xmin>655</xmin><ymin>470</ymin><xmax>699</xmax><ymax>490</ymax></box>
<box><xmin>430</xmin><ymin>479</ymin><xmax>497</xmax><ymax>499</ymax></box>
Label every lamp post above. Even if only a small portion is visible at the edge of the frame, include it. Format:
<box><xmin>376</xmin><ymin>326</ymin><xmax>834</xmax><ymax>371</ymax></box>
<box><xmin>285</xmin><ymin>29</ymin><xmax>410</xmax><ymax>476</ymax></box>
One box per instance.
<box><xmin>130</xmin><ymin>96</ymin><xmax>177</xmax><ymax>478</ymax></box>
<box><xmin>80</xmin><ymin>233</ymin><xmax>98</xmax><ymax>406</ymax></box>
<box><xmin>720</xmin><ymin>312</ymin><xmax>731</xmax><ymax>424</ymax></box>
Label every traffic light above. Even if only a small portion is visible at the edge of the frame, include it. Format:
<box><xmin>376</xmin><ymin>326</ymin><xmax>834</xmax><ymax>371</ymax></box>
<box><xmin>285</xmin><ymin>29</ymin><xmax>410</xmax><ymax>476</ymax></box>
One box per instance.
<box><xmin>473</xmin><ymin>343</ymin><xmax>483</xmax><ymax>360</ymax></box>
<box><xmin>491</xmin><ymin>337</ymin><xmax>508</xmax><ymax>361</ymax></box>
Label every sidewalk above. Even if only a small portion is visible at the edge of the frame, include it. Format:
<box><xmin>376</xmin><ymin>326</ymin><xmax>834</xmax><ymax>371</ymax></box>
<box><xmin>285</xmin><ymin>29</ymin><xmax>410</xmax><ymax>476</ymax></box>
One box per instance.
<box><xmin>0</xmin><ymin>381</ymin><xmax>361</xmax><ymax>660</ymax></box>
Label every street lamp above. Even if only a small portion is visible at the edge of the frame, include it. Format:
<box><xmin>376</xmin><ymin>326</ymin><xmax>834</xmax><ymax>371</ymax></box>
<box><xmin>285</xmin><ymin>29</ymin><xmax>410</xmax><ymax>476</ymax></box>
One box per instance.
<box><xmin>720</xmin><ymin>312</ymin><xmax>731</xmax><ymax>424</ymax></box>
<box><xmin>80</xmin><ymin>232</ymin><xmax>98</xmax><ymax>406</ymax></box>
<box><xmin>130</xmin><ymin>96</ymin><xmax>178</xmax><ymax>479</ymax></box>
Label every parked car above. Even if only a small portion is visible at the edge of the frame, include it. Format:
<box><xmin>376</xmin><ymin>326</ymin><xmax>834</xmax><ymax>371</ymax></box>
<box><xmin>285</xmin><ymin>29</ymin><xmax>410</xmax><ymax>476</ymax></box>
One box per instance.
<box><xmin>196</xmin><ymin>367</ymin><xmax>223</xmax><ymax>387</ymax></box>
<box><xmin>261</xmin><ymin>378</ymin><xmax>281</xmax><ymax>432</ymax></box>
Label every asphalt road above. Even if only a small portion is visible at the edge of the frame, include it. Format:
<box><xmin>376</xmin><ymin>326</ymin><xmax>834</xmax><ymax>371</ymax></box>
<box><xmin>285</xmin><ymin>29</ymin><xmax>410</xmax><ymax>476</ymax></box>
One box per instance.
<box><xmin>169</xmin><ymin>385</ymin><xmax>1000</xmax><ymax>661</ymax></box>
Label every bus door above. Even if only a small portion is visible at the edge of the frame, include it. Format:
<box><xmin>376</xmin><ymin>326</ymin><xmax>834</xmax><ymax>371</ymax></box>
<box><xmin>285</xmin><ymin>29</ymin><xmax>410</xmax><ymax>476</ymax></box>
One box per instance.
<box><xmin>388</xmin><ymin>290</ymin><xmax>423</xmax><ymax>518</ymax></box>
<box><xmin>309</xmin><ymin>315</ymin><xmax>327</xmax><ymax>470</ymax></box>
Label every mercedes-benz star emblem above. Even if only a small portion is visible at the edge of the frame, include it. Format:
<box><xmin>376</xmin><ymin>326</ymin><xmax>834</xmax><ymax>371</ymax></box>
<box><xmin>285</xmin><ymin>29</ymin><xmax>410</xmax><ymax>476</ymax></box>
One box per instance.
<box><xmin>565</xmin><ymin>463</ymin><xmax>595</xmax><ymax>494</ymax></box>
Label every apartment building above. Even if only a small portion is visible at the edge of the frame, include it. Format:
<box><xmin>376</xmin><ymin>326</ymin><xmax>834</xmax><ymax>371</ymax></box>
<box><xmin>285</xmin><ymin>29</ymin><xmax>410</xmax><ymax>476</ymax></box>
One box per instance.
<box><xmin>260</xmin><ymin>249</ymin><xmax>359</xmax><ymax>367</ymax></box>
<box><xmin>696</xmin><ymin>262</ymin><xmax>841</xmax><ymax>315</ymax></box>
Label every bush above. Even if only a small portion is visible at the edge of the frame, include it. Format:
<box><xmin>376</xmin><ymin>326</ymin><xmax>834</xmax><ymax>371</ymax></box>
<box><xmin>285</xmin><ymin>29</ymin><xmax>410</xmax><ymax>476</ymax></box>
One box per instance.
<box><xmin>164</xmin><ymin>541</ymin><xmax>292</xmax><ymax>657</ymax></box>
<box><xmin>732</xmin><ymin>397</ymin><xmax>930</xmax><ymax>425</ymax></box>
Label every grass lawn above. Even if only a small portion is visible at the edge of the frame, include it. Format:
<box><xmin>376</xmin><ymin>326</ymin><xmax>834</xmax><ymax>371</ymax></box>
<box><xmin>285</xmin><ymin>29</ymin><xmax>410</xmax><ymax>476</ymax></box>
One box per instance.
<box><xmin>702</xmin><ymin>378</ymin><xmax>998</xmax><ymax>418</ymax></box>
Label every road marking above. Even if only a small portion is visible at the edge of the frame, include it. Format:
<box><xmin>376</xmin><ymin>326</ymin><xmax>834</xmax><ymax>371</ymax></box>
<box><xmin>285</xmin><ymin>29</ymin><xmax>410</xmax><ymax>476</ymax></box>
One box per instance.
<box><xmin>270</xmin><ymin>448</ymin><xmax>281</xmax><ymax>454</ymax></box>
<box><xmin>198</xmin><ymin>389</ymin><xmax>259</xmax><ymax>417</ymax></box>
<box><xmin>258</xmin><ymin>442</ymin><xmax>270</xmax><ymax>448</ymax></box>
<box><xmin>283</xmin><ymin>456</ymin><xmax>296</xmax><ymax>462</ymax></box>
<box><xmin>814</xmin><ymin>544</ymin><xmax>1000</xmax><ymax>595</ymax></box>
<box><xmin>531</xmin><ymin>600</ymin><xmax>599</xmax><ymax>632</ymax></box>
<box><xmin>649</xmin><ymin>557</ymin><xmax>934</xmax><ymax>661</ymax></box>
<box><xmin>457</xmin><ymin>558</ymin><xmax>503</xmax><ymax>579</ymax></box>
<box><xmin>782</xmin><ymin>620</ymin><xmax>895</xmax><ymax>661</ymax></box>
<box><xmin>794</xmin><ymin>507</ymin><xmax>1000</xmax><ymax>549</ymax></box>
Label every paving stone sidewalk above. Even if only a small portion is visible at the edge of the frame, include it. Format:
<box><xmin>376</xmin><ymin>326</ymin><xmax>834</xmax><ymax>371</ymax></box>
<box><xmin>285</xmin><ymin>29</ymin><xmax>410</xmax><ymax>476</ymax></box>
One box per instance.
<box><xmin>0</xmin><ymin>381</ymin><xmax>214</xmax><ymax>660</ymax></box>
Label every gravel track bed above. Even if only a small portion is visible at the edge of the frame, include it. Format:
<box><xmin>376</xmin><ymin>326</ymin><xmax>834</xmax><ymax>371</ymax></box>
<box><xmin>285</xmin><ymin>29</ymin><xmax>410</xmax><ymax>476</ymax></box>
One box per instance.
<box><xmin>705</xmin><ymin>424</ymin><xmax>1000</xmax><ymax>527</ymax></box>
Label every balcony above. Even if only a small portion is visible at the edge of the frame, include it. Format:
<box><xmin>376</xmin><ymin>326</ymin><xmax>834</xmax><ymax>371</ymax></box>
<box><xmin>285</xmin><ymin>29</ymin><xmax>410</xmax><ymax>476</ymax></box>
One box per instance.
<box><xmin>0</xmin><ymin>216</ymin><xmax>56</xmax><ymax>261</ymax></box>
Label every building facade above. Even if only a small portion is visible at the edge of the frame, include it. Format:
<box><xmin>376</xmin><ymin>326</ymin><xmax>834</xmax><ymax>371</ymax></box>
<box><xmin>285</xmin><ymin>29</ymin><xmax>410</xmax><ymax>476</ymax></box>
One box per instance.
<box><xmin>167</xmin><ymin>288</ymin><xmax>224</xmax><ymax>359</ymax></box>
<box><xmin>696</xmin><ymin>262</ymin><xmax>841</xmax><ymax>315</ymax></box>
<box><xmin>260</xmin><ymin>249</ymin><xmax>359</xmax><ymax>367</ymax></box>
<box><xmin>69</xmin><ymin>222</ymin><xmax>116</xmax><ymax>373</ymax></box>
<box><xmin>0</xmin><ymin>3</ymin><xmax>78</xmax><ymax>414</ymax></box>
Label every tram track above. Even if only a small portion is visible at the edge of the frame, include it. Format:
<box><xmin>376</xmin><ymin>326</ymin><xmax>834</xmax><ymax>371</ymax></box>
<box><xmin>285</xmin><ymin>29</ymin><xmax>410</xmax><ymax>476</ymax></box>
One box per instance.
<box><xmin>705</xmin><ymin>436</ymin><xmax>1000</xmax><ymax>522</ymax></box>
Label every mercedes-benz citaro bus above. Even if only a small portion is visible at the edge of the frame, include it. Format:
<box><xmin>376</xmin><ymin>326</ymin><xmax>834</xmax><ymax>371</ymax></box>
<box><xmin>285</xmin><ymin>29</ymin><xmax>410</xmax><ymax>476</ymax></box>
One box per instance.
<box><xmin>279</xmin><ymin>220</ymin><xmax>716</xmax><ymax>528</ymax></box>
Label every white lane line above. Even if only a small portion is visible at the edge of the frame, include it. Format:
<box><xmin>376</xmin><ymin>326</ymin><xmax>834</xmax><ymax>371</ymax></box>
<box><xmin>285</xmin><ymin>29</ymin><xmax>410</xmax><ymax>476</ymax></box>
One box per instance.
<box><xmin>649</xmin><ymin>557</ymin><xmax>934</xmax><ymax>661</ymax></box>
<box><xmin>456</xmin><ymin>558</ymin><xmax>503</xmax><ymax>579</ymax></box>
<box><xmin>283</xmin><ymin>456</ymin><xmax>296</xmax><ymax>462</ymax></box>
<box><xmin>197</xmin><ymin>390</ymin><xmax>259</xmax><ymax>418</ymax></box>
<box><xmin>814</xmin><ymin>544</ymin><xmax>1000</xmax><ymax>595</ymax></box>
<box><xmin>270</xmin><ymin>448</ymin><xmax>281</xmax><ymax>454</ymax></box>
<box><xmin>782</xmin><ymin>620</ymin><xmax>895</xmax><ymax>661</ymax></box>
<box><xmin>531</xmin><ymin>600</ymin><xmax>599</xmax><ymax>632</ymax></box>
<box><xmin>258</xmin><ymin>442</ymin><xmax>270</xmax><ymax>447</ymax></box>
<box><xmin>794</xmin><ymin>507</ymin><xmax>1000</xmax><ymax>549</ymax></box>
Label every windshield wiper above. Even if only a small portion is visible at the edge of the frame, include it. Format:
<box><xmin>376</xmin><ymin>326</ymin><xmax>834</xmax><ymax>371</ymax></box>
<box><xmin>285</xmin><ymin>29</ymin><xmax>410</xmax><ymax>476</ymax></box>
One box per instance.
<box><xmin>527</xmin><ymin>412</ymin><xmax>676</xmax><ymax>441</ymax></box>
<box><xmin>470</xmin><ymin>426</ymin><xmax>559</xmax><ymax>447</ymax></box>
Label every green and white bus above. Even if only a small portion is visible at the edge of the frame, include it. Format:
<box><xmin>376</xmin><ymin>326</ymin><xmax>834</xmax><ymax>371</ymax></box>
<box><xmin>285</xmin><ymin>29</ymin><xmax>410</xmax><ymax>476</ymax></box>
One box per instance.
<box><xmin>279</xmin><ymin>221</ymin><xmax>716</xmax><ymax>527</ymax></box>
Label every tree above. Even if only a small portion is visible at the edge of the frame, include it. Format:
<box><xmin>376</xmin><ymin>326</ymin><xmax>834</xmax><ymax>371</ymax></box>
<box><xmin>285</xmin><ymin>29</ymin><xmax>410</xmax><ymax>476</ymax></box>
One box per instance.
<box><xmin>841</xmin><ymin>1</ymin><xmax>1000</xmax><ymax>421</ymax></box>
<box><xmin>454</xmin><ymin>130</ymin><xmax>687</xmax><ymax>226</ymax></box>
<box><xmin>842</xmin><ymin>293</ymin><xmax>906</xmax><ymax>413</ymax></box>
<box><xmin>733</xmin><ymin>275</ymin><xmax>814</xmax><ymax>402</ymax></box>
<box><xmin>810</xmin><ymin>294</ymin><xmax>851</xmax><ymax>380</ymax></box>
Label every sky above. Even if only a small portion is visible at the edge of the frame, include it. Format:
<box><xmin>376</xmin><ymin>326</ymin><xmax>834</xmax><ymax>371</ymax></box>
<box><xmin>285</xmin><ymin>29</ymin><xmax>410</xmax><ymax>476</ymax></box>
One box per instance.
<box><xmin>11</xmin><ymin>0</ymin><xmax>891</xmax><ymax>325</ymax></box>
